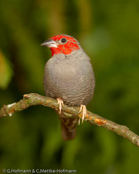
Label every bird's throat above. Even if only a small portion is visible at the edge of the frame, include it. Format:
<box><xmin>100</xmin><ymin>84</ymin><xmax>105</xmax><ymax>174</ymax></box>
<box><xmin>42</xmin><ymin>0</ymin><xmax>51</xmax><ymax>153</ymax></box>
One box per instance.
<box><xmin>50</xmin><ymin>47</ymin><xmax>62</xmax><ymax>56</ymax></box>
<box><xmin>50</xmin><ymin>43</ymin><xmax>80</xmax><ymax>56</ymax></box>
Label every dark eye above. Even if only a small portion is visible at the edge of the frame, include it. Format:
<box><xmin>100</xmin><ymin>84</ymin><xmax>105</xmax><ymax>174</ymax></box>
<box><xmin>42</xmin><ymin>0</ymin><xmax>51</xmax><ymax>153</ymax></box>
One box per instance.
<box><xmin>61</xmin><ymin>38</ymin><xmax>67</xmax><ymax>43</ymax></box>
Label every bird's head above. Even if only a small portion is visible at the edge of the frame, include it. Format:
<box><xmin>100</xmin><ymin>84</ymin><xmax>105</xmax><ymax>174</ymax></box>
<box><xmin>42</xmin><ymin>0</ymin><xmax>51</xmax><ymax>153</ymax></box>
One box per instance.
<box><xmin>41</xmin><ymin>34</ymin><xmax>80</xmax><ymax>56</ymax></box>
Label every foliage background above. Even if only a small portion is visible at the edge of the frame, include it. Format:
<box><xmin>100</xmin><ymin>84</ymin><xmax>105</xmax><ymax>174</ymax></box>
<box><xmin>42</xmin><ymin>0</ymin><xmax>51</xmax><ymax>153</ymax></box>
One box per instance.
<box><xmin>0</xmin><ymin>0</ymin><xmax>139</xmax><ymax>173</ymax></box>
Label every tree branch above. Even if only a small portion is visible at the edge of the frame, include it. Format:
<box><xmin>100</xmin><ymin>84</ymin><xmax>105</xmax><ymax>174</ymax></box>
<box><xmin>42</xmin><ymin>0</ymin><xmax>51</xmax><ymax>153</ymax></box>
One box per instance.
<box><xmin>0</xmin><ymin>93</ymin><xmax>139</xmax><ymax>147</ymax></box>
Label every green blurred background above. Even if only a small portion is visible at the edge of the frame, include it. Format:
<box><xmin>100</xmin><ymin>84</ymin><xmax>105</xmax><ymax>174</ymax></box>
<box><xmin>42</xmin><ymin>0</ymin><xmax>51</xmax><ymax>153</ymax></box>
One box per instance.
<box><xmin>0</xmin><ymin>0</ymin><xmax>139</xmax><ymax>173</ymax></box>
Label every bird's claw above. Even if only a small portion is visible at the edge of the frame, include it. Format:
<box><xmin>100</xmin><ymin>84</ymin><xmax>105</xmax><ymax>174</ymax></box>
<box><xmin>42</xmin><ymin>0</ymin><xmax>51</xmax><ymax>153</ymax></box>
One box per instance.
<box><xmin>79</xmin><ymin>105</ymin><xmax>87</xmax><ymax>123</ymax></box>
<box><xmin>78</xmin><ymin>118</ymin><xmax>81</xmax><ymax>125</ymax></box>
<box><xmin>57</xmin><ymin>98</ymin><xmax>64</xmax><ymax>114</ymax></box>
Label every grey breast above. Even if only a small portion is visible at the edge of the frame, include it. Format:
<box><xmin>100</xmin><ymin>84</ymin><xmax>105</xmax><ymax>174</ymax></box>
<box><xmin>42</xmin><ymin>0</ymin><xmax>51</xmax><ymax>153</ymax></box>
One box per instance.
<box><xmin>43</xmin><ymin>50</ymin><xmax>95</xmax><ymax>106</ymax></box>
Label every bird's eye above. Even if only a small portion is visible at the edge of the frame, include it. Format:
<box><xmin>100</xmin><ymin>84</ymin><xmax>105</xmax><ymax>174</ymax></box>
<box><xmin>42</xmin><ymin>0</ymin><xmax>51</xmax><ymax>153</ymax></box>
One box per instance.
<box><xmin>61</xmin><ymin>38</ymin><xmax>67</xmax><ymax>43</ymax></box>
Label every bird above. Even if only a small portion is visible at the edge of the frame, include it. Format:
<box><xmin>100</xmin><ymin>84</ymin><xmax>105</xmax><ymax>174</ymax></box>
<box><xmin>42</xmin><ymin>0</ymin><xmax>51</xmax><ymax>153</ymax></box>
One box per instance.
<box><xmin>41</xmin><ymin>34</ymin><xmax>95</xmax><ymax>140</ymax></box>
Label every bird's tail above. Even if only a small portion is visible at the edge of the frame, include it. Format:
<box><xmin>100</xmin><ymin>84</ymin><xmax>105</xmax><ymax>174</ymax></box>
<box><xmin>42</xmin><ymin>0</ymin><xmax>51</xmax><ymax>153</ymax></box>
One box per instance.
<box><xmin>58</xmin><ymin>112</ymin><xmax>78</xmax><ymax>140</ymax></box>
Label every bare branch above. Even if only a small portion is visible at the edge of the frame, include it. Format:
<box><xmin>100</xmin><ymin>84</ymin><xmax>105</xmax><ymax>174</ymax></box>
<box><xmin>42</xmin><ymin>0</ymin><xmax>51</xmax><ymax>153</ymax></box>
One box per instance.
<box><xmin>0</xmin><ymin>93</ymin><xmax>139</xmax><ymax>147</ymax></box>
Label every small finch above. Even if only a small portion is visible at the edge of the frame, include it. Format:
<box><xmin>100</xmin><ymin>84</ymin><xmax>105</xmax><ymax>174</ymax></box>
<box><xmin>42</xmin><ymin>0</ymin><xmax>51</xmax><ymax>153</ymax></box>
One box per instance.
<box><xmin>41</xmin><ymin>34</ymin><xmax>95</xmax><ymax>140</ymax></box>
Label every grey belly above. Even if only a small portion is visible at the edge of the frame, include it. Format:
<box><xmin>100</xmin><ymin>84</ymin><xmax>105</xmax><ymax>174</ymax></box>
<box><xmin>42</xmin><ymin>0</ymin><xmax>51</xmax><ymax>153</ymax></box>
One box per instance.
<box><xmin>43</xmin><ymin>70</ymin><xmax>95</xmax><ymax>106</ymax></box>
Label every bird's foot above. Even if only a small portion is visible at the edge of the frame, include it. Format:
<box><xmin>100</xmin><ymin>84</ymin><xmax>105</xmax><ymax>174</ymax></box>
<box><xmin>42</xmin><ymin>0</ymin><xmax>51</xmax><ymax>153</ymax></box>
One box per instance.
<box><xmin>79</xmin><ymin>105</ymin><xmax>87</xmax><ymax>123</ymax></box>
<box><xmin>57</xmin><ymin>98</ymin><xmax>64</xmax><ymax>114</ymax></box>
<box><xmin>78</xmin><ymin>118</ymin><xmax>81</xmax><ymax>125</ymax></box>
